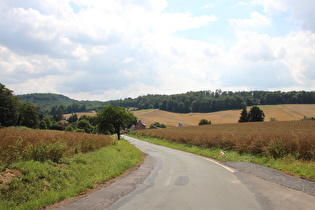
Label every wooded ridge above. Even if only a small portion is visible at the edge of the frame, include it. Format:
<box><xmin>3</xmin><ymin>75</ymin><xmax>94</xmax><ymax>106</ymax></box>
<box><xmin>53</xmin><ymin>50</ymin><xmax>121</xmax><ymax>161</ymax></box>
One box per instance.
<box><xmin>18</xmin><ymin>90</ymin><xmax>315</xmax><ymax>114</ymax></box>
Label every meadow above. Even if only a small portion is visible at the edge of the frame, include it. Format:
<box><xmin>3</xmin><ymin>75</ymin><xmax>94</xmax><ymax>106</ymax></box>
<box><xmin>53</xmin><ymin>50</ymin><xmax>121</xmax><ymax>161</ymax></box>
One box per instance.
<box><xmin>0</xmin><ymin>128</ymin><xmax>144</xmax><ymax>209</ymax></box>
<box><xmin>132</xmin><ymin>121</ymin><xmax>315</xmax><ymax>160</ymax></box>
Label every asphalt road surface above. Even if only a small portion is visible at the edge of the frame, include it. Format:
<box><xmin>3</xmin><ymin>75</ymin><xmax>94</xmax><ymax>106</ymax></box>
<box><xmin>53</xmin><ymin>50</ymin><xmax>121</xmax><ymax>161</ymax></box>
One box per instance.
<box><xmin>58</xmin><ymin>135</ymin><xmax>315</xmax><ymax>210</ymax></box>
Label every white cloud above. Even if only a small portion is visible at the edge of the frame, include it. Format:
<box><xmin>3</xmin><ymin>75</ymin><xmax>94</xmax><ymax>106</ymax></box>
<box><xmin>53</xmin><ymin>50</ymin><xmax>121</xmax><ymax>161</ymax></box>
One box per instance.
<box><xmin>254</xmin><ymin>0</ymin><xmax>315</xmax><ymax>31</ymax></box>
<box><xmin>229</xmin><ymin>11</ymin><xmax>271</xmax><ymax>28</ymax></box>
<box><xmin>0</xmin><ymin>0</ymin><xmax>314</xmax><ymax>101</ymax></box>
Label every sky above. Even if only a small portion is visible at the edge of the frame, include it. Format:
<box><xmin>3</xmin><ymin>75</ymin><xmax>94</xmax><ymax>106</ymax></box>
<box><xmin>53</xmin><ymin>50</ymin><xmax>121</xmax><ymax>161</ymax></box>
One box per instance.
<box><xmin>0</xmin><ymin>0</ymin><xmax>314</xmax><ymax>101</ymax></box>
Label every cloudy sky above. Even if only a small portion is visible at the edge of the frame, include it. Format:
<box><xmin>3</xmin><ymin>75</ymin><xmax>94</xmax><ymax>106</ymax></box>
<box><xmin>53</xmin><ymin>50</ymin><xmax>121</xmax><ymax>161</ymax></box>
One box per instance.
<box><xmin>1</xmin><ymin>0</ymin><xmax>314</xmax><ymax>101</ymax></box>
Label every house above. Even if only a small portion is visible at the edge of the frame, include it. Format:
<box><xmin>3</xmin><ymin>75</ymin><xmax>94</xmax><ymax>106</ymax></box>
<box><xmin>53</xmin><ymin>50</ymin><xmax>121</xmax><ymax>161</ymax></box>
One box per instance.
<box><xmin>150</xmin><ymin>125</ymin><xmax>160</xmax><ymax>129</ymax></box>
<box><xmin>135</xmin><ymin>120</ymin><xmax>146</xmax><ymax>130</ymax></box>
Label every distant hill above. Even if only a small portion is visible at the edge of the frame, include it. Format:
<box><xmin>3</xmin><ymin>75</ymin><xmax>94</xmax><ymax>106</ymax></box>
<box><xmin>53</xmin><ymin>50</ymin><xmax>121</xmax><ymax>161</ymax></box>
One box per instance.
<box><xmin>18</xmin><ymin>93</ymin><xmax>107</xmax><ymax>113</ymax></box>
<box><xmin>18</xmin><ymin>90</ymin><xmax>315</xmax><ymax>114</ymax></box>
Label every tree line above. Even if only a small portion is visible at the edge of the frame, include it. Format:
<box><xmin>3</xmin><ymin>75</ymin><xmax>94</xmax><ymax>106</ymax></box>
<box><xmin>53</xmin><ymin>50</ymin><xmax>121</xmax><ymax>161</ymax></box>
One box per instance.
<box><xmin>108</xmin><ymin>89</ymin><xmax>315</xmax><ymax>113</ymax></box>
<box><xmin>1</xmin><ymin>83</ymin><xmax>137</xmax><ymax>139</ymax></box>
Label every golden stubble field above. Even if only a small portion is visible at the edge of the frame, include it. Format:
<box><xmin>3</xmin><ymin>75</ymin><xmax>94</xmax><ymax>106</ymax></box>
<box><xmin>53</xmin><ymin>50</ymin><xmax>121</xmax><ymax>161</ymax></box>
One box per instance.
<box><xmin>132</xmin><ymin>104</ymin><xmax>315</xmax><ymax>127</ymax></box>
<box><xmin>64</xmin><ymin>104</ymin><xmax>315</xmax><ymax>127</ymax></box>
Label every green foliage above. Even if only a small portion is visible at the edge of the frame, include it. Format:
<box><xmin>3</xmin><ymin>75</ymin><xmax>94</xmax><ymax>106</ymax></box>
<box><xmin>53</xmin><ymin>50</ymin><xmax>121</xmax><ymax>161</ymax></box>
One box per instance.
<box><xmin>42</xmin><ymin>115</ymin><xmax>53</xmax><ymax>129</ymax></box>
<box><xmin>198</xmin><ymin>119</ymin><xmax>211</xmax><ymax>125</ymax></box>
<box><xmin>302</xmin><ymin>116</ymin><xmax>315</xmax><ymax>121</ymax></box>
<box><xmin>248</xmin><ymin>106</ymin><xmax>265</xmax><ymax>122</ymax></box>
<box><xmin>0</xmin><ymin>83</ymin><xmax>19</xmax><ymax>126</ymax></box>
<box><xmin>79</xmin><ymin>115</ymin><xmax>97</xmax><ymax>126</ymax></box>
<box><xmin>97</xmin><ymin>105</ymin><xmax>137</xmax><ymax>139</ymax></box>
<box><xmin>18</xmin><ymin>93</ymin><xmax>106</xmax><ymax>114</ymax></box>
<box><xmin>65</xmin><ymin>126</ymin><xmax>74</xmax><ymax>132</ymax></box>
<box><xmin>68</xmin><ymin>113</ymin><xmax>78</xmax><ymax>123</ymax></box>
<box><xmin>39</xmin><ymin>120</ymin><xmax>47</xmax><ymax>129</ymax></box>
<box><xmin>238</xmin><ymin>106</ymin><xmax>265</xmax><ymax>122</ymax></box>
<box><xmin>150</xmin><ymin>122</ymin><xmax>166</xmax><ymax>128</ymax></box>
<box><xmin>18</xmin><ymin>102</ymin><xmax>40</xmax><ymax>129</ymax></box>
<box><xmin>77</xmin><ymin>119</ymin><xmax>94</xmax><ymax>133</ymax></box>
<box><xmin>238</xmin><ymin>108</ymin><xmax>249</xmax><ymax>122</ymax></box>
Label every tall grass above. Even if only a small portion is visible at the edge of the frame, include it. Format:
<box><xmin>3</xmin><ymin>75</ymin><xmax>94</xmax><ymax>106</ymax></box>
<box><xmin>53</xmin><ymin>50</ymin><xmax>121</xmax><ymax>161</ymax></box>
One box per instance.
<box><xmin>0</xmin><ymin>140</ymin><xmax>144</xmax><ymax>210</ymax></box>
<box><xmin>0</xmin><ymin>127</ymin><xmax>113</xmax><ymax>165</ymax></box>
<box><xmin>132</xmin><ymin>121</ymin><xmax>315</xmax><ymax>160</ymax></box>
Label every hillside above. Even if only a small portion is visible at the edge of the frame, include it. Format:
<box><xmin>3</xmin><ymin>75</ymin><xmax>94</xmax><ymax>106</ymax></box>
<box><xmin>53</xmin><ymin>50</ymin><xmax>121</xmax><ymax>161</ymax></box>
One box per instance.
<box><xmin>131</xmin><ymin>104</ymin><xmax>315</xmax><ymax>127</ymax></box>
<box><xmin>18</xmin><ymin>93</ymin><xmax>107</xmax><ymax>113</ymax></box>
<box><xmin>18</xmin><ymin>90</ymin><xmax>315</xmax><ymax>115</ymax></box>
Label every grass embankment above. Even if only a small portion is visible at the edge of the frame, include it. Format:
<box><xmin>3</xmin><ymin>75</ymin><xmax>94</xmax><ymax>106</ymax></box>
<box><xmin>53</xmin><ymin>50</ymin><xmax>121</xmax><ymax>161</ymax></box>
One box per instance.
<box><xmin>0</xmin><ymin>128</ymin><xmax>144</xmax><ymax>210</ymax></box>
<box><xmin>130</xmin><ymin>121</ymin><xmax>315</xmax><ymax>181</ymax></box>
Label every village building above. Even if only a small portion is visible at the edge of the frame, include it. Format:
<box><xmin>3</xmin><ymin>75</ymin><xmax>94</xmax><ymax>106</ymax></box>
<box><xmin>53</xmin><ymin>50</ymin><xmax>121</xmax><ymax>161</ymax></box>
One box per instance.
<box><xmin>178</xmin><ymin>123</ymin><xmax>184</xmax><ymax>127</ymax></box>
<box><xmin>134</xmin><ymin>120</ymin><xmax>146</xmax><ymax>130</ymax></box>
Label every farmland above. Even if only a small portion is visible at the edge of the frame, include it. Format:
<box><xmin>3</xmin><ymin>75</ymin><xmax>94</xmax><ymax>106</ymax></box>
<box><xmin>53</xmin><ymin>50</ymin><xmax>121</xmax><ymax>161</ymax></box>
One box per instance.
<box><xmin>132</xmin><ymin>121</ymin><xmax>315</xmax><ymax>160</ymax></box>
<box><xmin>64</xmin><ymin>104</ymin><xmax>315</xmax><ymax>127</ymax></box>
<box><xmin>132</xmin><ymin>104</ymin><xmax>315</xmax><ymax>127</ymax></box>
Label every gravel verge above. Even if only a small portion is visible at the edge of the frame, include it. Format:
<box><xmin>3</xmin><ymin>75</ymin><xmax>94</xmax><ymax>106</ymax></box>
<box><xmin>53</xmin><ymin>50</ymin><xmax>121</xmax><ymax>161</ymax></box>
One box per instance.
<box><xmin>224</xmin><ymin>161</ymin><xmax>315</xmax><ymax>196</ymax></box>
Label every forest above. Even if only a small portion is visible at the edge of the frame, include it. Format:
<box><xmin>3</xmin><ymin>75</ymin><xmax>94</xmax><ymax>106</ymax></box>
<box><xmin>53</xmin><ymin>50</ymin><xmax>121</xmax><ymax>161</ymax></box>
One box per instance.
<box><xmin>18</xmin><ymin>89</ymin><xmax>315</xmax><ymax>115</ymax></box>
<box><xmin>107</xmin><ymin>89</ymin><xmax>315</xmax><ymax>113</ymax></box>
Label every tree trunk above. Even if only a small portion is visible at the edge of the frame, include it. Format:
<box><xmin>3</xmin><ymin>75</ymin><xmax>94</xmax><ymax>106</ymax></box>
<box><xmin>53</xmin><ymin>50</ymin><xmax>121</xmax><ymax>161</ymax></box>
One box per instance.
<box><xmin>117</xmin><ymin>129</ymin><xmax>121</xmax><ymax>140</ymax></box>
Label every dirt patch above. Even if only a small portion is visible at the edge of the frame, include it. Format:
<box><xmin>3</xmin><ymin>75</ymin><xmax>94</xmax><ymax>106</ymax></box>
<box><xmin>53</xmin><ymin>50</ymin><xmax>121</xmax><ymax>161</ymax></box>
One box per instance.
<box><xmin>0</xmin><ymin>168</ymin><xmax>22</xmax><ymax>185</ymax></box>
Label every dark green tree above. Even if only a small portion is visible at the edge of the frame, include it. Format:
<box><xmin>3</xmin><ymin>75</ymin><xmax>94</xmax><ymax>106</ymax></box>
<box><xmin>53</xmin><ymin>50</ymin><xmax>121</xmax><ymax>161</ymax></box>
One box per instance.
<box><xmin>42</xmin><ymin>115</ymin><xmax>53</xmax><ymax>129</ymax></box>
<box><xmin>238</xmin><ymin>108</ymin><xmax>249</xmax><ymax>122</ymax></box>
<box><xmin>198</xmin><ymin>119</ymin><xmax>211</xmax><ymax>125</ymax></box>
<box><xmin>97</xmin><ymin>105</ymin><xmax>137</xmax><ymax>140</ymax></box>
<box><xmin>78</xmin><ymin>119</ymin><xmax>93</xmax><ymax>133</ymax></box>
<box><xmin>18</xmin><ymin>102</ymin><xmax>40</xmax><ymax>128</ymax></box>
<box><xmin>248</xmin><ymin>106</ymin><xmax>265</xmax><ymax>122</ymax></box>
<box><xmin>39</xmin><ymin>120</ymin><xmax>47</xmax><ymax>129</ymax></box>
<box><xmin>0</xmin><ymin>83</ymin><xmax>19</xmax><ymax>126</ymax></box>
<box><xmin>68</xmin><ymin>113</ymin><xmax>78</xmax><ymax>123</ymax></box>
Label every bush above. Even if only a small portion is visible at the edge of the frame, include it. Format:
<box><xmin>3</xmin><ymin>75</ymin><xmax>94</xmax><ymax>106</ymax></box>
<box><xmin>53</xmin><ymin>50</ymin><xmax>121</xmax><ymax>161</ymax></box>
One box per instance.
<box><xmin>198</xmin><ymin>119</ymin><xmax>211</xmax><ymax>125</ymax></box>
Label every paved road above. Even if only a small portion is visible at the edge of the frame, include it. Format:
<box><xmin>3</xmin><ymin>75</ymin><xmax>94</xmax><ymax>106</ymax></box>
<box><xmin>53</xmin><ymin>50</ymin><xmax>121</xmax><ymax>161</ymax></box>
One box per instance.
<box><xmin>58</xmin><ymin>136</ymin><xmax>315</xmax><ymax>210</ymax></box>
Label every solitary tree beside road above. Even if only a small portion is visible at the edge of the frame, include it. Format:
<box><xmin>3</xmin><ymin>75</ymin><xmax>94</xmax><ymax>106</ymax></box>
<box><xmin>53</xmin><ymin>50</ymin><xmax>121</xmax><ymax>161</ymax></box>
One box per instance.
<box><xmin>97</xmin><ymin>105</ymin><xmax>137</xmax><ymax>140</ymax></box>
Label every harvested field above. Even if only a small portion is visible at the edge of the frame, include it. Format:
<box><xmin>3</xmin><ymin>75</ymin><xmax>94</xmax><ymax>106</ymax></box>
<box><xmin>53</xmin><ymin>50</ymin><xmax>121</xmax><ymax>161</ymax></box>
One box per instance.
<box><xmin>63</xmin><ymin>111</ymin><xmax>97</xmax><ymax>119</ymax></box>
<box><xmin>132</xmin><ymin>104</ymin><xmax>315</xmax><ymax>127</ymax></box>
<box><xmin>62</xmin><ymin>104</ymin><xmax>315</xmax><ymax>127</ymax></box>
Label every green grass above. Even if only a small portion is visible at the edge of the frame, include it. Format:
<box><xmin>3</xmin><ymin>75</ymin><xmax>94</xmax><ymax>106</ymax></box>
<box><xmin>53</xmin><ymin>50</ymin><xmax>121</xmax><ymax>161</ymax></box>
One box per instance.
<box><xmin>0</xmin><ymin>140</ymin><xmax>144</xmax><ymax>210</ymax></box>
<box><xmin>128</xmin><ymin>134</ymin><xmax>315</xmax><ymax>181</ymax></box>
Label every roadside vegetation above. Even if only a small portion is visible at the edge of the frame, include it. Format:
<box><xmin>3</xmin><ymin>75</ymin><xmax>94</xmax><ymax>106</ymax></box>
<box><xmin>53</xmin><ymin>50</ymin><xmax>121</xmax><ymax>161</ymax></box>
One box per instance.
<box><xmin>130</xmin><ymin>121</ymin><xmax>315</xmax><ymax>180</ymax></box>
<box><xmin>0</xmin><ymin>128</ymin><xmax>144</xmax><ymax>209</ymax></box>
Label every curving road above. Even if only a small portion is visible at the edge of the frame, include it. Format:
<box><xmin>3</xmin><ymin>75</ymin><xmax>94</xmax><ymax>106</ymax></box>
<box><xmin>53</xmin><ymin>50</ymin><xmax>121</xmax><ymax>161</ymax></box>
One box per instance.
<box><xmin>58</xmin><ymin>135</ymin><xmax>315</xmax><ymax>210</ymax></box>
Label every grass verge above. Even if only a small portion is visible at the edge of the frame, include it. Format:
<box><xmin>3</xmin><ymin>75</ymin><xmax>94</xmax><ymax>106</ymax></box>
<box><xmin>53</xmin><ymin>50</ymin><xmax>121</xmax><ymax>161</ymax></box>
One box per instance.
<box><xmin>0</xmin><ymin>140</ymin><xmax>144</xmax><ymax>210</ymax></box>
<box><xmin>128</xmin><ymin>134</ymin><xmax>315</xmax><ymax>181</ymax></box>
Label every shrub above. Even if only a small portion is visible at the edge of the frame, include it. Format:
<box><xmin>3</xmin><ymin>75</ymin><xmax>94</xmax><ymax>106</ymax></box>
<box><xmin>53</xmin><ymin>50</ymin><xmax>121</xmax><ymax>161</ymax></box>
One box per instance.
<box><xmin>198</xmin><ymin>119</ymin><xmax>211</xmax><ymax>125</ymax></box>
